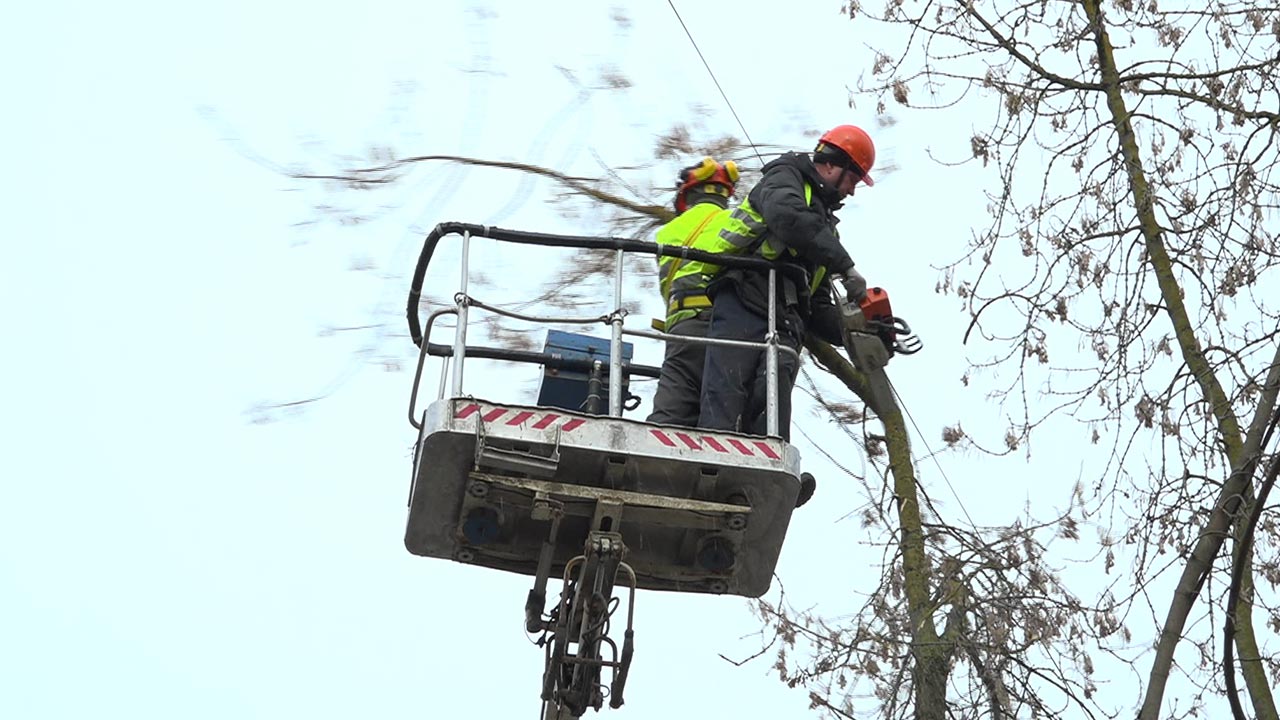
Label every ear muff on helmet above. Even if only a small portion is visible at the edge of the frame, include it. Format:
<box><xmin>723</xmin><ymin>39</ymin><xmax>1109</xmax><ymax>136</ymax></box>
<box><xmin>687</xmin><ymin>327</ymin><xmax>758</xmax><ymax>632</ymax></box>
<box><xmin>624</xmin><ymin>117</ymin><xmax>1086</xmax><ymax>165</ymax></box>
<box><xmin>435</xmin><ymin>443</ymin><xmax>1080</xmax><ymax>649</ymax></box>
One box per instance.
<box><xmin>722</xmin><ymin>160</ymin><xmax>739</xmax><ymax>184</ymax></box>
<box><xmin>679</xmin><ymin>157</ymin><xmax>718</xmax><ymax>185</ymax></box>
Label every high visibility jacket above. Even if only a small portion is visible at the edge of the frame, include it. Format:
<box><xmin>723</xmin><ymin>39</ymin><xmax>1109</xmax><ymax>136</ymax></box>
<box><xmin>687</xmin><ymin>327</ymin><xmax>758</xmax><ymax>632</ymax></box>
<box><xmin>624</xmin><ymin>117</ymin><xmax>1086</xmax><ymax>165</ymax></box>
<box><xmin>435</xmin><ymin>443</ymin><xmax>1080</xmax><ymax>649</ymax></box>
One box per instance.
<box><xmin>655</xmin><ymin>203</ymin><xmax>724</xmax><ymax>329</ymax></box>
<box><xmin>704</xmin><ymin>185</ymin><xmax>814</xmax><ymax>260</ymax></box>
<box><xmin>702</xmin><ymin>184</ymin><xmax>830</xmax><ymax>295</ymax></box>
<box><xmin>662</xmin><ymin>184</ymin><xmax>829</xmax><ymax>329</ymax></box>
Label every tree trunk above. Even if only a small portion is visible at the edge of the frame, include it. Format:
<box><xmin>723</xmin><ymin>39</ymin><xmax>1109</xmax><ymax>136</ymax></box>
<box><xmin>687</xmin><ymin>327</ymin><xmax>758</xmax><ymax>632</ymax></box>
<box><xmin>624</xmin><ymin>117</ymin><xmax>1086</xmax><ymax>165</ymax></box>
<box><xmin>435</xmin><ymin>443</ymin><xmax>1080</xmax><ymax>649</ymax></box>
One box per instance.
<box><xmin>1133</xmin><ymin>347</ymin><xmax>1280</xmax><ymax>720</ymax></box>
<box><xmin>1230</xmin><ymin>496</ymin><xmax>1280</xmax><ymax>720</ymax></box>
<box><xmin>1077</xmin><ymin>2</ymin><xmax>1277</xmax><ymax>717</ymax></box>
<box><xmin>807</xmin><ymin>339</ymin><xmax>953</xmax><ymax>718</ymax></box>
<box><xmin>914</xmin><ymin>652</ymin><xmax>950</xmax><ymax>720</ymax></box>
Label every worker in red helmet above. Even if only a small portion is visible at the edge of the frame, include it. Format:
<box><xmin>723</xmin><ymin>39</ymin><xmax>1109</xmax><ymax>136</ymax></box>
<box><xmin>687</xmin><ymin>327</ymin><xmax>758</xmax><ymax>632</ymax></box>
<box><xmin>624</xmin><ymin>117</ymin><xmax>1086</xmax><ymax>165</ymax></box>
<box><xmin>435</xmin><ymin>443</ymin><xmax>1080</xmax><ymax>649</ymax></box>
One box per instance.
<box><xmin>647</xmin><ymin>157</ymin><xmax>739</xmax><ymax>427</ymax></box>
<box><xmin>694</xmin><ymin>125</ymin><xmax>876</xmax><ymax>451</ymax></box>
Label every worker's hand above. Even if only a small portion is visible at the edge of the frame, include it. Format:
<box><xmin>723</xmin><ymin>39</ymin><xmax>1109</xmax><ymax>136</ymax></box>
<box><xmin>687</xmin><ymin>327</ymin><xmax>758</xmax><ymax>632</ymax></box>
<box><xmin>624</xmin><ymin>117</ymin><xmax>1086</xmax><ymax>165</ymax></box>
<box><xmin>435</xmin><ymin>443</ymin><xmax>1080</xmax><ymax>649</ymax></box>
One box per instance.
<box><xmin>841</xmin><ymin>266</ymin><xmax>868</xmax><ymax>303</ymax></box>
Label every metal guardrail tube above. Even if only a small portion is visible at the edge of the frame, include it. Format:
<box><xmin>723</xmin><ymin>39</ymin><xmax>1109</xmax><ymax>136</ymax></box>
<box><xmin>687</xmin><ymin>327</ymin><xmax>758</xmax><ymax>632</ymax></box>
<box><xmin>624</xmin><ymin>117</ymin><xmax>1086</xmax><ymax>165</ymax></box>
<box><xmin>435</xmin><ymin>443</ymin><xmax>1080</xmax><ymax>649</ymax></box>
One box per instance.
<box><xmin>408</xmin><ymin>307</ymin><xmax>459</xmax><ymax>429</ymax></box>
<box><xmin>620</xmin><ymin>328</ymin><xmax>801</xmax><ymax>361</ymax></box>
<box><xmin>609</xmin><ymin>249</ymin><xmax>625</xmax><ymax>417</ymax></box>
<box><xmin>765</xmin><ymin>269</ymin><xmax>779</xmax><ymax>437</ymax></box>
<box><xmin>437</xmin><ymin>356</ymin><xmax>452</xmax><ymax>401</ymax></box>
<box><xmin>450</xmin><ymin>230</ymin><xmax>471</xmax><ymax>396</ymax></box>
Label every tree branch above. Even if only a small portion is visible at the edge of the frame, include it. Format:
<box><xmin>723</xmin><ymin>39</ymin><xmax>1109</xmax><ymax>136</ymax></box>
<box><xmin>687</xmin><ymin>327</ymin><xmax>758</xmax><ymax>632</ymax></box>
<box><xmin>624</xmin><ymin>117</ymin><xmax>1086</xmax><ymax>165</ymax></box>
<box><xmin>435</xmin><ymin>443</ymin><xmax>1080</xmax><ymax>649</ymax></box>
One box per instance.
<box><xmin>959</xmin><ymin>0</ymin><xmax>1105</xmax><ymax>92</ymax></box>
<box><xmin>293</xmin><ymin>154</ymin><xmax>675</xmax><ymax>224</ymax></box>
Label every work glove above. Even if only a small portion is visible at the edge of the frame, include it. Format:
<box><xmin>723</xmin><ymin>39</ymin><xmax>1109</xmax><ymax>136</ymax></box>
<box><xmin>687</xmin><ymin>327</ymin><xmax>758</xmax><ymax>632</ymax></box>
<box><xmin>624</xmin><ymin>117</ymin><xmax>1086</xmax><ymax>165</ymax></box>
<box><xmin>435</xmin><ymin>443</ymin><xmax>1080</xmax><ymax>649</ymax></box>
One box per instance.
<box><xmin>841</xmin><ymin>266</ymin><xmax>868</xmax><ymax>304</ymax></box>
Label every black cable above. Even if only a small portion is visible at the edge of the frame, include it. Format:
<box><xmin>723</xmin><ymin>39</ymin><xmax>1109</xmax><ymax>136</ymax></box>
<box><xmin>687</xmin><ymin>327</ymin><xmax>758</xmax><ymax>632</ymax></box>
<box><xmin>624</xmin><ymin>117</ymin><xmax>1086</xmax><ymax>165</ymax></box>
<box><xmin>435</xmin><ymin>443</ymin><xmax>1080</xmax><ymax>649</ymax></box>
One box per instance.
<box><xmin>425</xmin><ymin>340</ymin><xmax>662</xmax><ymax>379</ymax></box>
<box><xmin>666</xmin><ymin>0</ymin><xmax>765</xmax><ymax>167</ymax></box>
<box><xmin>888</xmin><ymin>377</ymin><xmax>979</xmax><ymax>529</ymax></box>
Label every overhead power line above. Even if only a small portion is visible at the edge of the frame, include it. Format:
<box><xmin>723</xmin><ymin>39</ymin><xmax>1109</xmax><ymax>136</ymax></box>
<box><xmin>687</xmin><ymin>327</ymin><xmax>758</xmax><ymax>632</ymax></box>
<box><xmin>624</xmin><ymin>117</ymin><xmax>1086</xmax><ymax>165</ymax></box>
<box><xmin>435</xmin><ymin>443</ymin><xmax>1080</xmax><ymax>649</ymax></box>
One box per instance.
<box><xmin>889</xmin><ymin>378</ymin><xmax>978</xmax><ymax>529</ymax></box>
<box><xmin>666</xmin><ymin>0</ymin><xmax>765</xmax><ymax>167</ymax></box>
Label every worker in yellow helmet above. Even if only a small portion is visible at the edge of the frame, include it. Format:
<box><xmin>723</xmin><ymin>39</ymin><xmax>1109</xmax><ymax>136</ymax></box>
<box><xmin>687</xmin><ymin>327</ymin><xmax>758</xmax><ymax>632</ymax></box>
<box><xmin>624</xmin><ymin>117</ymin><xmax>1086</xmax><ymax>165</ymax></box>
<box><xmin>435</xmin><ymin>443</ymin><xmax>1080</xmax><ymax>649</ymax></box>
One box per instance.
<box><xmin>646</xmin><ymin>157</ymin><xmax>739</xmax><ymax>427</ymax></box>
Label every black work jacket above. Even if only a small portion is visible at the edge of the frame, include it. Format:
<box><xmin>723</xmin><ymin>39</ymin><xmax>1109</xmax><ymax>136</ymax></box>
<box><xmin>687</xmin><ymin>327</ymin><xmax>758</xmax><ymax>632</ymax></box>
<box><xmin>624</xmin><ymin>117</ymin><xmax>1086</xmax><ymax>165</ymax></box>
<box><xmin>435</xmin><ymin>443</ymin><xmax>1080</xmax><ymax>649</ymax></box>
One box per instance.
<box><xmin>710</xmin><ymin>152</ymin><xmax>851</xmax><ymax>346</ymax></box>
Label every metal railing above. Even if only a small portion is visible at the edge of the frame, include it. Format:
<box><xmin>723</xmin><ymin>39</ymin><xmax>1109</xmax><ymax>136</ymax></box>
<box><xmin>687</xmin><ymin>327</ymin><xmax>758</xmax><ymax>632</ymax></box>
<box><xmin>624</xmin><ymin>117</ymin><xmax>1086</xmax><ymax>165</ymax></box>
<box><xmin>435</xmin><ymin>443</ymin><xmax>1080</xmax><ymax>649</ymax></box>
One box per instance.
<box><xmin>406</xmin><ymin>223</ymin><xmax>804</xmax><ymax>437</ymax></box>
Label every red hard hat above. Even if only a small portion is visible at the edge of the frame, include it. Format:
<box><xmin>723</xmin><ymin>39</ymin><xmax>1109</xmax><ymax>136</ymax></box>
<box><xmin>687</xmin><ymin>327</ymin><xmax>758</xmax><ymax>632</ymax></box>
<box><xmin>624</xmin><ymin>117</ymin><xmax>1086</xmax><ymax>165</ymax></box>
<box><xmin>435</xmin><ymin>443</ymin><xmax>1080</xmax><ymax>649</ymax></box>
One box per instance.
<box><xmin>816</xmin><ymin>125</ymin><xmax>875</xmax><ymax>187</ymax></box>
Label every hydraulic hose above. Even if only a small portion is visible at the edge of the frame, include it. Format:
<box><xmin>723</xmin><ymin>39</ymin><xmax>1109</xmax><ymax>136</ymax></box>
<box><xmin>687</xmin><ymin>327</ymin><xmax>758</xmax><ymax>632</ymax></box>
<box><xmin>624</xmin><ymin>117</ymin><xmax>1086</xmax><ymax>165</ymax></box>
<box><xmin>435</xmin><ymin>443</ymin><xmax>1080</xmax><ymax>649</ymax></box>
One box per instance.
<box><xmin>406</xmin><ymin>221</ymin><xmax>812</xmax><ymax>347</ymax></box>
<box><xmin>423</xmin><ymin>341</ymin><xmax>661</xmax><ymax>379</ymax></box>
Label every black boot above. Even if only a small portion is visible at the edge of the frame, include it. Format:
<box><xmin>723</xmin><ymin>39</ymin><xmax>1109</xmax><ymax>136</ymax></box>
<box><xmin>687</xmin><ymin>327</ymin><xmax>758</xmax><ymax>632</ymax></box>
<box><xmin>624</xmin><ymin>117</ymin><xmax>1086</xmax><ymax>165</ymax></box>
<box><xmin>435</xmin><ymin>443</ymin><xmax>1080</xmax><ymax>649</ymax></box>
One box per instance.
<box><xmin>795</xmin><ymin>472</ymin><xmax>816</xmax><ymax>508</ymax></box>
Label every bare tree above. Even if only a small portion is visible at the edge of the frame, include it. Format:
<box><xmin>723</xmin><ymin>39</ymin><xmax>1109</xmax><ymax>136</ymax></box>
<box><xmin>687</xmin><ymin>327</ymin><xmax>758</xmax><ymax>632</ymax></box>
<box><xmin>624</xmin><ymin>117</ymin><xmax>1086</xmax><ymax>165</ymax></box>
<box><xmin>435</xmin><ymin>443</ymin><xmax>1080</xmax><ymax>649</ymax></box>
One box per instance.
<box><xmin>255</xmin><ymin>2</ymin><xmax>1278</xmax><ymax>714</ymax></box>
<box><xmin>835</xmin><ymin>0</ymin><xmax>1280</xmax><ymax>717</ymax></box>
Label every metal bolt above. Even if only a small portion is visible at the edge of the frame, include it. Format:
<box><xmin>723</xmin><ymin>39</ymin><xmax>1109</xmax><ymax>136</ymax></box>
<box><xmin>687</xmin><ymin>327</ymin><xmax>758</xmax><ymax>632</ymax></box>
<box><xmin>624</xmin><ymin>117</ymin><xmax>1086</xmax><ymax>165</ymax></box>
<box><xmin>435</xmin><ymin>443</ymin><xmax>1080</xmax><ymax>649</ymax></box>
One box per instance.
<box><xmin>457</xmin><ymin>548</ymin><xmax>475</xmax><ymax>563</ymax></box>
<box><xmin>726</xmin><ymin>513</ymin><xmax>748</xmax><ymax>531</ymax></box>
<box><xmin>708</xmin><ymin>580</ymin><xmax>728</xmax><ymax>594</ymax></box>
<box><xmin>467</xmin><ymin>480</ymin><xmax>490</xmax><ymax>498</ymax></box>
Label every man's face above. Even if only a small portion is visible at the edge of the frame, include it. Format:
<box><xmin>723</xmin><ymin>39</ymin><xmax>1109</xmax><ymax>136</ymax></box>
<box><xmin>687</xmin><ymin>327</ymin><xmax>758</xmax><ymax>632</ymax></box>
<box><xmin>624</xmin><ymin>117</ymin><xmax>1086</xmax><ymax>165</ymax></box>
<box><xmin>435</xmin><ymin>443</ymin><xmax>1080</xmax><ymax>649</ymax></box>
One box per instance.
<box><xmin>817</xmin><ymin>162</ymin><xmax>862</xmax><ymax>199</ymax></box>
<box><xmin>835</xmin><ymin>168</ymin><xmax>862</xmax><ymax>198</ymax></box>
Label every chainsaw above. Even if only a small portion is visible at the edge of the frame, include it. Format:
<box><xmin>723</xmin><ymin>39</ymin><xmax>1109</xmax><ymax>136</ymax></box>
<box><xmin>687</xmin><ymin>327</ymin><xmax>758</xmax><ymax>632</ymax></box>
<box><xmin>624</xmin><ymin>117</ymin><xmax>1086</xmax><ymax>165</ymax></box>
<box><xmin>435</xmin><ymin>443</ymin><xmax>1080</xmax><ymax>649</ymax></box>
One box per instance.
<box><xmin>840</xmin><ymin>287</ymin><xmax>923</xmax><ymax>374</ymax></box>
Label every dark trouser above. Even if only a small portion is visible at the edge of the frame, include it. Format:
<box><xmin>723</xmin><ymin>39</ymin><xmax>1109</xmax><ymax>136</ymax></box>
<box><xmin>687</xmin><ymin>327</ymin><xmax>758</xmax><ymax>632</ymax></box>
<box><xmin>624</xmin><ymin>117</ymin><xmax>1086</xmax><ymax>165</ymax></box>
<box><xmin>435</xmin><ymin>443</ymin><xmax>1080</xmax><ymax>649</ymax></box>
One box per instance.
<box><xmin>646</xmin><ymin>315</ymin><xmax>710</xmax><ymax>427</ymax></box>
<box><xmin>697</xmin><ymin>286</ymin><xmax>800</xmax><ymax>441</ymax></box>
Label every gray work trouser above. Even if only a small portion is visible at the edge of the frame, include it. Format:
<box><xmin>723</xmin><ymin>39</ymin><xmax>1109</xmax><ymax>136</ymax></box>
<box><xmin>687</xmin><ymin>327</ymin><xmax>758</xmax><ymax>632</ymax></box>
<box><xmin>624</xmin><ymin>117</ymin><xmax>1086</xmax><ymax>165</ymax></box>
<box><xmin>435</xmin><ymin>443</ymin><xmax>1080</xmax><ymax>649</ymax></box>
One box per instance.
<box><xmin>646</xmin><ymin>315</ymin><xmax>710</xmax><ymax>427</ymax></box>
<box><xmin>697</xmin><ymin>287</ymin><xmax>800</xmax><ymax>441</ymax></box>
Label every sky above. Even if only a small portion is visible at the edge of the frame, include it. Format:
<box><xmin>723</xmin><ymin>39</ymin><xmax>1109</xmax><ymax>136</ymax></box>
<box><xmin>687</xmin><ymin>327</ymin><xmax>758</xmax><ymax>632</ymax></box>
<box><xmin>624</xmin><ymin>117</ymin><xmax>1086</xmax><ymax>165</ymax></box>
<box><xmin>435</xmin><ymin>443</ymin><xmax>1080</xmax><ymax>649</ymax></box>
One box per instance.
<box><xmin>0</xmin><ymin>1</ymin><xmax>1192</xmax><ymax>718</ymax></box>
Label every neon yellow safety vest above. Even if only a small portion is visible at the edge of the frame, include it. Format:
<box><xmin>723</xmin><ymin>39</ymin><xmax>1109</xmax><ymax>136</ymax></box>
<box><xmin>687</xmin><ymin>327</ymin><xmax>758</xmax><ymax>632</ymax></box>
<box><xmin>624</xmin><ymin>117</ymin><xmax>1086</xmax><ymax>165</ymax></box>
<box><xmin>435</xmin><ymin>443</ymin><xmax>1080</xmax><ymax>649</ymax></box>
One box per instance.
<box><xmin>661</xmin><ymin>183</ymin><xmax>829</xmax><ymax>329</ymax></box>
<box><xmin>654</xmin><ymin>203</ymin><xmax>724</xmax><ymax>330</ymax></box>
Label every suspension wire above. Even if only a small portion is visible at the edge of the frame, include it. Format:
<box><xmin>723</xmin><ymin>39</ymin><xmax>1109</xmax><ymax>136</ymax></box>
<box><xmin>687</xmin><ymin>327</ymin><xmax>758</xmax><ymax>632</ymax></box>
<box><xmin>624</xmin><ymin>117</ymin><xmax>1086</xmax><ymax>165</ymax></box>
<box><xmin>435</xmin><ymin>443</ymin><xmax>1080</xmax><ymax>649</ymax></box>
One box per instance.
<box><xmin>887</xmin><ymin>376</ymin><xmax>979</xmax><ymax>529</ymax></box>
<box><xmin>666</xmin><ymin>0</ymin><xmax>765</xmax><ymax>167</ymax></box>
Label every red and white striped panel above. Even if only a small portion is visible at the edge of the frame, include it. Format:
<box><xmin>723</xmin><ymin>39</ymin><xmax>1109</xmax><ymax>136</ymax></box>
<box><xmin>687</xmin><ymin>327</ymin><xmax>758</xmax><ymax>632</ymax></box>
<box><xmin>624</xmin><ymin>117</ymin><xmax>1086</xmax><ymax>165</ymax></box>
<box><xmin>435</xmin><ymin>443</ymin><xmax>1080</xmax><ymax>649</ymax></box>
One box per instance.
<box><xmin>452</xmin><ymin>402</ymin><xmax>781</xmax><ymax>459</ymax></box>
<box><xmin>648</xmin><ymin>428</ymin><xmax>781</xmax><ymax>460</ymax></box>
<box><xmin>453</xmin><ymin>403</ymin><xmax>585</xmax><ymax>432</ymax></box>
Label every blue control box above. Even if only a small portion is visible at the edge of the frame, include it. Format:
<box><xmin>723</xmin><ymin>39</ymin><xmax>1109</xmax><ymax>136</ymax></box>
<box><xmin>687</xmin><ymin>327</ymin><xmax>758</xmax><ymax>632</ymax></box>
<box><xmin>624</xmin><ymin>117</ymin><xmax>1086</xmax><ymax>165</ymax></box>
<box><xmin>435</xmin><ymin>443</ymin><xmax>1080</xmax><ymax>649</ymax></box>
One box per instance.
<box><xmin>537</xmin><ymin>330</ymin><xmax>634</xmax><ymax>415</ymax></box>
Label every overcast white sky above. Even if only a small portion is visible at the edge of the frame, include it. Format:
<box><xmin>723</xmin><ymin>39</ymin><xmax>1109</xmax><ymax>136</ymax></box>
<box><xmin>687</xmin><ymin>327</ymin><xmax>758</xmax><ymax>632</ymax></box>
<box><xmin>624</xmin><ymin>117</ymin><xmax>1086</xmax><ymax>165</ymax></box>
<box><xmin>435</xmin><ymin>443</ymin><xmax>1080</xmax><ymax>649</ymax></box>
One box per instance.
<box><xmin>1</xmin><ymin>1</ymin><xmax>1177</xmax><ymax>718</ymax></box>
